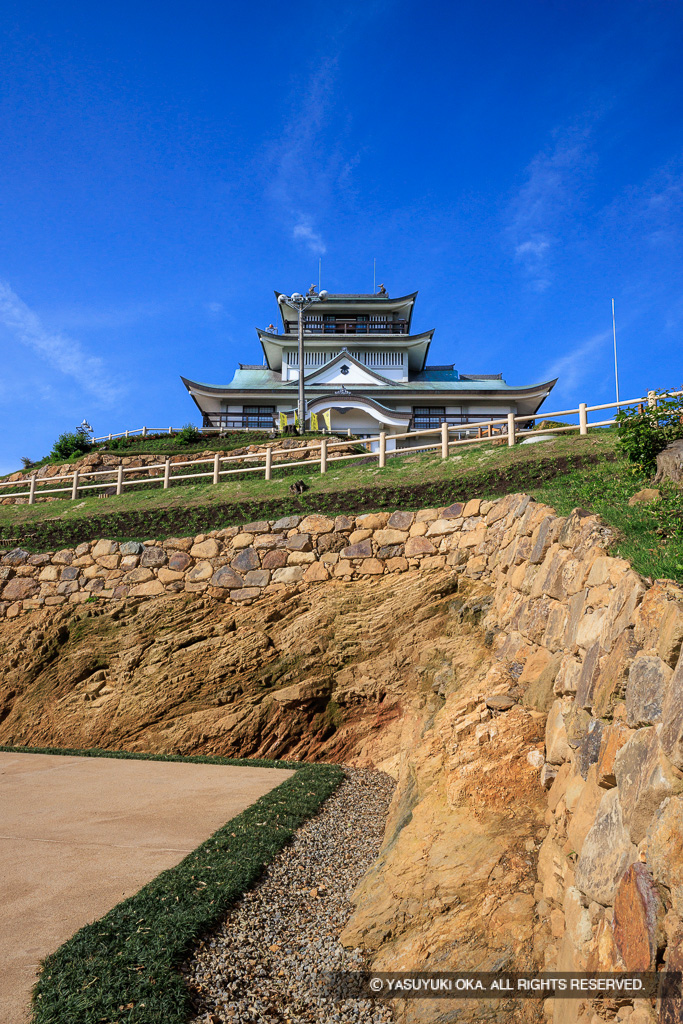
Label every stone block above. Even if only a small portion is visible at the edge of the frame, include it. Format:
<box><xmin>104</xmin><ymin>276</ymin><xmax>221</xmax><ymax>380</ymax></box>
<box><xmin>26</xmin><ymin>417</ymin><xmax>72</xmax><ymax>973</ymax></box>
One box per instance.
<box><xmin>575</xmin><ymin>607</ymin><xmax>607</xmax><ymax>651</ymax></box>
<box><xmin>567</xmin><ymin>766</ymin><xmax>606</xmax><ymax>855</ymax></box>
<box><xmin>38</xmin><ymin>566</ymin><xmax>59</xmax><ymax>582</ymax></box>
<box><xmin>591</xmin><ymin>628</ymin><xmax>639</xmax><ymax>720</ymax></box>
<box><xmin>574</xmin><ymin>789</ymin><xmax>637</xmax><ymax>905</ymax></box>
<box><xmin>356</xmin><ymin>513</ymin><xmax>389</xmax><ymax>529</ymax></box>
<box><xmin>612</xmin><ymin>862</ymin><xmax>661</xmax><ymax>971</ymax></box>
<box><xmin>358</xmin><ymin>557</ymin><xmax>385</xmax><ymax>575</ymax></box>
<box><xmin>28</xmin><ymin>553</ymin><xmax>51</xmax><ymax>566</ymax></box>
<box><xmin>348</xmin><ymin>529</ymin><xmax>372</xmax><ymax>544</ymax></box>
<box><xmin>426</xmin><ymin>518</ymin><xmax>461</xmax><ymax>536</ymax></box>
<box><xmin>96</xmin><ymin>554</ymin><xmax>121</xmax><ymax>569</ymax></box>
<box><xmin>244</xmin><ymin>569</ymin><xmax>271</xmax><ymax>587</ymax></box>
<box><xmin>626</xmin><ymin>654</ymin><xmax>673</xmax><ymax>727</ymax></box>
<box><xmin>2</xmin><ymin>548</ymin><xmax>29</xmax><ymax>567</ymax></box>
<box><xmin>404</xmin><ymin>536</ymin><xmax>436</xmax><ymax>557</ymax></box>
<box><xmin>230</xmin><ymin>587</ymin><xmax>261</xmax><ymax>602</ymax></box>
<box><xmin>409</xmin><ymin>522</ymin><xmax>428</xmax><ymax>537</ymax></box>
<box><xmin>298</xmin><ymin>515</ymin><xmax>334</xmax><ymax>534</ymax></box>
<box><xmin>261</xmin><ymin>549</ymin><xmax>289</xmax><ymax>570</ymax></box>
<box><xmin>2</xmin><ymin>577</ymin><xmax>39</xmax><ymax>600</ymax></box>
<box><xmin>302</xmin><ymin>562</ymin><xmax>329</xmax><ymax>583</ymax></box>
<box><xmin>600</xmin><ymin>572</ymin><xmax>648</xmax><ymax>653</ymax></box>
<box><xmin>316</xmin><ymin>532</ymin><xmax>346</xmax><ymax>554</ymax></box>
<box><xmin>162</xmin><ymin>537</ymin><xmax>193</xmax><ymax>551</ymax></box>
<box><xmin>616</xmin><ymin>726</ymin><xmax>683</xmax><ymax>843</ymax></box>
<box><xmin>272</xmin><ymin>566</ymin><xmax>304</xmax><ymax>584</ymax></box>
<box><xmin>575</xmin><ymin>642</ymin><xmax>602</xmax><ymax>712</ymax></box>
<box><xmin>386</xmin><ymin>556</ymin><xmax>408</xmax><ymax>573</ymax></box>
<box><xmin>241</xmin><ymin>520</ymin><xmax>271</xmax><ymax>534</ymax></box>
<box><xmin>546</xmin><ymin>700</ymin><xmax>570</xmax><ymax>765</ymax></box>
<box><xmin>595</xmin><ymin>722</ymin><xmax>633</xmax><ymax>788</ymax></box>
<box><xmin>462</xmin><ymin>499</ymin><xmax>481</xmax><ymax>517</ymax></box>
<box><xmin>285</xmin><ymin>534</ymin><xmax>313</xmax><ymax>551</ymax></box>
<box><xmin>210</xmin><ymin>566</ymin><xmax>244</xmax><ymax>589</ymax></box>
<box><xmin>387</xmin><ymin>510</ymin><xmax>414</xmax><ymax>529</ymax></box>
<box><xmin>647</xmin><ymin>795</ymin><xmax>683</xmax><ymax>916</ymax></box>
<box><xmin>129</xmin><ymin>580</ymin><xmax>165</xmax><ymax>597</ymax></box>
<box><xmin>122</xmin><ymin>567</ymin><xmax>154</xmax><ymax>584</ymax></box>
<box><xmin>272</xmin><ymin>515</ymin><xmax>302</xmax><ymax>532</ymax></box>
<box><xmin>634</xmin><ymin>581</ymin><xmax>683</xmax><ymax>667</ymax></box>
<box><xmin>92</xmin><ymin>539</ymin><xmax>118</xmax><ymax>558</ymax></box>
<box><xmin>543</xmin><ymin>601</ymin><xmax>569</xmax><ymax>653</ymax></box>
<box><xmin>186</xmin><ymin>561</ymin><xmax>214</xmax><ymax>583</ymax></box>
<box><xmin>60</xmin><ymin>566</ymin><xmax>80</xmax><ymax>581</ymax></box>
<box><xmin>374</xmin><ymin>528</ymin><xmax>408</xmax><ymax>546</ymax></box>
<box><xmin>231</xmin><ymin>533</ymin><xmax>255</xmax><ymax>549</ymax></box>
<box><xmin>333</xmin><ymin>560</ymin><xmax>353</xmax><ymax>577</ymax></box>
<box><xmin>190</xmin><ymin>538</ymin><xmax>220</xmax><ymax>559</ymax></box>
<box><xmin>341</xmin><ymin>539</ymin><xmax>372</xmax><ymax>559</ymax></box>
<box><xmin>458</xmin><ymin>528</ymin><xmax>486</xmax><ymax>549</ymax></box>
<box><xmin>566</xmin><ymin>708</ymin><xmax>604</xmax><ymax>780</ymax></box>
<box><xmin>231</xmin><ymin>547</ymin><xmax>260</xmax><ymax>572</ymax></box>
<box><xmin>424</xmin><ymin>554</ymin><xmax>448</xmax><ymax>570</ymax></box>
<box><xmin>333</xmin><ymin>515</ymin><xmax>354</xmax><ymax>532</ymax></box>
<box><xmin>158</xmin><ymin>567</ymin><xmax>185</xmax><ymax>584</ymax></box>
<box><xmin>376</xmin><ymin>544</ymin><xmax>404</xmax><ymax>559</ymax></box>
<box><xmin>168</xmin><ymin>551</ymin><xmax>192</xmax><ymax>571</ymax></box>
<box><xmin>287</xmin><ymin>551</ymin><xmax>316</xmax><ymax>565</ymax></box>
<box><xmin>529</xmin><ymin>517</ymin><xmax>555</xmax><ymax>564</ymax></box>
<box><xmin>51</xmin><ymin>549</ymin><xmax>74</xmax><ymax>565</ymax></box>
<box><xmin>415</xmin><ymin>508</ymin><xmax>438</xmax><ymax>523</ymax></box>
<box><xmin>140</xmin><ymin>546</ymin><xmax>167</xmax><ymax>568</ymax></box>
<box><xmin>120</xmin><ymin>541</ymin><xmax>144</xmax><ymax>555</ymax></box>
<box><xmin>57</xmin><ymin>580</ymin><xmax>80</xmax><ymax>596</ymax></box>
<box><xmin>253</xmin><ymin>534</ymin><xmax>278</xmax><ymax>550</ymax></box>
<box><xmin>441</xmin><ymin>502</ymin><xmax>464</xmax><ymax>519</ymax></box>
<box><xmin>657</xmin><ymin>654</ymin><xmax>683</xmax><ymax>770</ymax></box>
<box><xmin>524</xmin><ymin>651</ymin><xmax>563</xmax><ymax>711</ymax></box>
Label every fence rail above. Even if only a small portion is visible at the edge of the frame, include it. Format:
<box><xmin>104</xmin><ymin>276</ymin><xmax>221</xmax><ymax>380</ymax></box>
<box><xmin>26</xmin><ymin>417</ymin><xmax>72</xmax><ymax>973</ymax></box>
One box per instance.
<box><xmin>3</xmin><ymin>389</ymin><xmax>680</xmax><ymax>506</ymax></box>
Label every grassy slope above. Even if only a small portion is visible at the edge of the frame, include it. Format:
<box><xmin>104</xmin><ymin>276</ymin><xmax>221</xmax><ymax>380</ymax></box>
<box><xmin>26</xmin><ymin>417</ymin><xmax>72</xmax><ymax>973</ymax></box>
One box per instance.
<box><xmin>1</xmin><ymin>429</ymin><xmax>682</xmax><ymax>583</ymax></box>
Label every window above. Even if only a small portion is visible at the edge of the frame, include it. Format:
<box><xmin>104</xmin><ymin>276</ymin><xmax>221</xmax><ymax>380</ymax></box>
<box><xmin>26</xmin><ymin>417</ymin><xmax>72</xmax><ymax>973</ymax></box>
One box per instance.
<box><xmin>242</xmin><ymin>406</ymin><xmax>275</xmax><ymax>429</ymax></box>
<box><xmin>413</xmin><ymin>406</ymin><xmax>446</xmax><ymax>429</ymax></box>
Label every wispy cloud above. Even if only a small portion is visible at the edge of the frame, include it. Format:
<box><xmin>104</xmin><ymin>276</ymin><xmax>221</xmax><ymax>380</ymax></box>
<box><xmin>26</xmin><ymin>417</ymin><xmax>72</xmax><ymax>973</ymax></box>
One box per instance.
<box><xmin>0</xmin><ymin>280</ymin><xmax>123</xmax><ymax>404</ymax></box>
<box><xmin>293</xmin><ymin>221</ymin><xmax>327</xmax><ymax>255</ymax></box>
<box><xmin>509</xmin><ymin>126</ymin><xmax>593</xmax><ymax>291</ymax></box>
<box><xmin>543</xmin><ymin>329</ymin><xmax>611</xmax><ymax>392</ymax></box>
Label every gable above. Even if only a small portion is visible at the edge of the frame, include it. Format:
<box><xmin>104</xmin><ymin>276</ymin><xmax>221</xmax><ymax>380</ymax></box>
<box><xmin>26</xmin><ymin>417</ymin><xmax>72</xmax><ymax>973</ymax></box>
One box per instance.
<box><xmin>300</xmin><ymin>349</ymin><xmax>397</xmax><ymax>387</ymax></box>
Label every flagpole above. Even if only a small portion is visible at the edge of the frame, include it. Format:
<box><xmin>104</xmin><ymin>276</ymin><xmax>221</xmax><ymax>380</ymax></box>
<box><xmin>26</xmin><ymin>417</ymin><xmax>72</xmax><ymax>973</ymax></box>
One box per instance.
<box><xmin>612</xmin><ymin>299</ymin><xmax>620</xmax><ymax>409</ymax></box>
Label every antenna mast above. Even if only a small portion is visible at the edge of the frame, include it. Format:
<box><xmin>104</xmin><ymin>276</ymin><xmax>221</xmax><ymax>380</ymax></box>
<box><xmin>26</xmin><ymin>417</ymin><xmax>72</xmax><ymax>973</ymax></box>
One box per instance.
<box><xmin>373</xmin><ymin>258</ymin><xmax>376</xmax><ymax>294</ymax></box>
<box><xmin>612</xmin><ymin>299</ymin><xmax>620</xmax><ymax>409</ymax></box>
<box><xmin>319</xmin><ymin>257</ymin><xmax>322</xmax><ymax>294</ymax></box>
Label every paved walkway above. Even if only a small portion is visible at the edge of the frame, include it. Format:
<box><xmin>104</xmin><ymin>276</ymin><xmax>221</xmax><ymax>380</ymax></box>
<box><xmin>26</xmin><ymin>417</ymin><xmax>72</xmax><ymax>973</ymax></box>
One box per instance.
<box><xmin>0</xmin><ymin>751</ymin><xmax>293</xmax><ymax>1024</ymax></box>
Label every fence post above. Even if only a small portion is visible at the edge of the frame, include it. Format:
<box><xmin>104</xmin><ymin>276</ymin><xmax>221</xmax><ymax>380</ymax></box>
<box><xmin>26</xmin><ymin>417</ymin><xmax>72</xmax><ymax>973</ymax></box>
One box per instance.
<box><xmin>125</xmin><ymin>429</ymin><xmax>129</xmax><ymax>438</ymax></box>
<box><xmin>265</xmin><ymin>446</ymin><xmax>273</xmax><ymax>480</ymax></box>
<box><xmin>347</xmin><ymin>428</ymin><xmax>351</xmax><ymax>437</ymax></box>
<box><xmin>168</xmin><ymin>427</ymin><xmax>172</xmax><ymax>434</ymax></box>
<box><xmin>379</xmin><ymin>432</ymin><xmax>386</xmax><ymax>468</ymax></box>
<box><xmin>71</xmin><ymin>470</ymin><xmax>79</xmax><ymax>501</ymax></box>
<box><xmin>320</xmin><ymin>438</ymin><xmax>327</xmax><ymax>474</ymax></box>
<box><xmin>29</xmin><ymin>476</ymin><xmax>36</xmax><ymax>505</ymax></box>
<box><xmin>648</xmin><ymin>391</ymin><xmax>657</xmax><ymax>408</ymax></box>
<box><xmin>108</xmin><ymin>433</ymin><xmax>112</xmax><ymax>441</ymax></box>
<box><xmin>213</xmin><ymin>452</ymin><xmax>220</xmax><ymax>485</ymax></box>
<box><xmin>441</xmin><ymin>422</ymin><xmax>448</xmax><ymax>459</ymax></box>
<box><xmin>116</xmin><ymin>465</ymin><xmax>123</xmax><ymax>495</ymax></box>
<box><xmin>142</xmin><ymin>426</ymin><xmax>147</xmax><ymax>437</ymax></box>
<box><xmin>579</xmin><ymin>403</ymin><xmax>588</xmax><ymax>435</ymax></box>
<box><xmin>477</xmin><ymin>426</ymin><xmax>482</xmax><ymax>439</ymax></box>
<box><xmin>507</xmin><ymin>413</ymin><xmax>516</xmax><ymax>447</ymax></box>
<box><xmin>163</xmin><ymin>458</ymin><xmax>170</xmax><ymax>489</ymax></box>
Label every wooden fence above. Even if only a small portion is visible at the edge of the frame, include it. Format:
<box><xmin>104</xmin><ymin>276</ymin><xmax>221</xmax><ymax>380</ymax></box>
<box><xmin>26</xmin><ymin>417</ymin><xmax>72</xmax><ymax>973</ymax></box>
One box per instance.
<box><xmin>2</xmin><ymin>390</ymin><xmax>677</xmax><ymax>506</ymax></box>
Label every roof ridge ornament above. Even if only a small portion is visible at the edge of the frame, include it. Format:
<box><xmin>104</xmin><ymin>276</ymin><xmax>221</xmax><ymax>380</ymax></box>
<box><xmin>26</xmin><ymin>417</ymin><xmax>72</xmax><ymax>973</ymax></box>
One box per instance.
<box><xmin>334</xmin><ymin>385</ymin><xmax>351</xmax><ymax>395</ymax></box>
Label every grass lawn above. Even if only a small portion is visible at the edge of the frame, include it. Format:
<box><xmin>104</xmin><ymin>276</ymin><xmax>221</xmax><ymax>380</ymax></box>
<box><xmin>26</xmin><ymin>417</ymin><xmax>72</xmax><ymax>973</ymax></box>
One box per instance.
<box><xmin>1</xmin><ymin>428</ymin><xmax>682</xmax><ymax>583</ymax></box>
<box><xmin>0</xmin><ymin>745</ymin><xmax>343</xmax><ymax>1024</ymax></box>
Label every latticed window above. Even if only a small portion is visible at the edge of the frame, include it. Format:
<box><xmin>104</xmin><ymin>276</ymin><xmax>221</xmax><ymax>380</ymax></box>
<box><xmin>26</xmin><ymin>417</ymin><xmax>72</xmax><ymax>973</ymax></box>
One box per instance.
<box><xmin>413</xmin><ymin>407</ymin><xmax>446</xmax><ymax>429</ymax></box>
<box><xmin>242</xmin><ymin>406</ymin><xmax>275</xmax><ymax>429</ymax></box>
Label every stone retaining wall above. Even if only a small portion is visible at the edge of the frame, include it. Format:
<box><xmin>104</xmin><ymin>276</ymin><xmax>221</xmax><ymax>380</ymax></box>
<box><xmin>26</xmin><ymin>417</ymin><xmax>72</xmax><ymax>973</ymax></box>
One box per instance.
<box><xmin>3</xmin><ymin>492</ymin><xmax>683</xmax><ymax>1021</ymax></box>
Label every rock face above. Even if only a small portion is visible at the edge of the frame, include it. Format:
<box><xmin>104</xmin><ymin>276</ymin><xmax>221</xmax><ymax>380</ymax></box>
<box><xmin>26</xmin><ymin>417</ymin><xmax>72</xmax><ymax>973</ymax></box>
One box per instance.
<box><xmin>4</xmin><ymin>493</ymin><xmax>683</xmax><ymax>1023</ymax></box>
<box><xmin>655</xmin><ymin>437</ymin><xmax>683</xmax><ymax>485</ymax></box>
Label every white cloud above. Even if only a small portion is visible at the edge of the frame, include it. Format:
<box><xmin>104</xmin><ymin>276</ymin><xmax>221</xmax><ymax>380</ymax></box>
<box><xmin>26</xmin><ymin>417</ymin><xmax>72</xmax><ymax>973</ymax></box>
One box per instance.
<box><xmin>292</xmin><ymin>221</ymin><xmax>327</xmax><ymax>255</ymax></box>
<box><xmin>509</xmin><ymin>126</ymin><xmax>593</xmax><ymax>290</ymax></box>
<box><xmin>0</xmin><ymin>280</ymin><xmax>123</xmax><ymax>405</ymax></box>
<box><xmin>543</xmin><ymin>329</ymin><xmax>611</xmax><ymax>392</ymax></box>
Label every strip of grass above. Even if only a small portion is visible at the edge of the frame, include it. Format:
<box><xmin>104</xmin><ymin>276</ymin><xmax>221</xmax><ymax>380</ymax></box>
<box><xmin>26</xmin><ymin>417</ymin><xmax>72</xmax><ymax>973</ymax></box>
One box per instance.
<box><xmin>0</xmin><ymin>745</ymin><xmax>343</xmax><ymax>1024</ymax></box>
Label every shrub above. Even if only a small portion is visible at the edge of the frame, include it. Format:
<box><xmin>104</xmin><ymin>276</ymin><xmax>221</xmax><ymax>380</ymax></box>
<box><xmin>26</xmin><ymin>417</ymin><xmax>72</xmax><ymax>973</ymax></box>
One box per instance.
<box><xmin>50</xmin><ymin>427</ymin><xmax>92</xmax><ymax>462</ymax></box>
<box><xmin>20</xmin><ymin>456</ymin><xmax>34</xmax><ymax>469</ymax></box>
<box><xmin>615</xmin><ymin>388</ymin><xmax>683</xmax><ymax>475</ymax></box>
<box><xmin>177</xmin><ymin>422</ymin><xmax>200</xmax><ymax>444</ymax></box>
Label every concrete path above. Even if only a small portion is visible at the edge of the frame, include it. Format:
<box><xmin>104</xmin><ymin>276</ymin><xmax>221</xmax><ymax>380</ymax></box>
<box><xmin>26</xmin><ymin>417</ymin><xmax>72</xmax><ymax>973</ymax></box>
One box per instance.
<box><xmin>0</xmin><ymin>751</ymin><xmax>293</xmax><ymax>1024</ymax></box>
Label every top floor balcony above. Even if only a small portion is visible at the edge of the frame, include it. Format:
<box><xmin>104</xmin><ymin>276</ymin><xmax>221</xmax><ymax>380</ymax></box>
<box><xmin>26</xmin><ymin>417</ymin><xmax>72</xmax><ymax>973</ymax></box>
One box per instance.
<box><xmin>281</xmin><ymin>316</ymin><xmax>409</xmax><ymax>336</ymax></box>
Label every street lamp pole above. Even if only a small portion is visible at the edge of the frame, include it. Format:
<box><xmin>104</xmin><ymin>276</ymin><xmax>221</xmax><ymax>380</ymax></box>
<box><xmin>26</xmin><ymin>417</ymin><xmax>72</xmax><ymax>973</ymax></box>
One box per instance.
<box><xmin>278</xmin><ymin>289</ymin><xmax>328</xmax><ymax>433</ymax></box>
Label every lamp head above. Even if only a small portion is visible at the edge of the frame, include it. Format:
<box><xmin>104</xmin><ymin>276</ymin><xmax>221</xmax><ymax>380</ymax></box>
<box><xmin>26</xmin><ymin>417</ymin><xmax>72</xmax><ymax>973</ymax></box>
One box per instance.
<box><xmin>318</xmin><ymin>290</ymin><xmax>328</xmax><ymax>301</ymax></box>
<box><xmin>277</xmin><ymin>293</ymin><xmax>288</xmax><ymax>305</ymax></box>
<box><xmin>291</xmin><ymin>292</ymin><xmax>303</xmax><ymax>303</ymax></box>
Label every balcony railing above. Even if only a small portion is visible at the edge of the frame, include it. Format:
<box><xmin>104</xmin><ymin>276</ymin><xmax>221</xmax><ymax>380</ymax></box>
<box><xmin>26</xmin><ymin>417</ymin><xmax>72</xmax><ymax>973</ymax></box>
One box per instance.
<box><xmin>283</xmin><ymin>318</ymin><xmax>409</xmax><ymax>335</ymax></box>
<box><xmin>202</xmin><ymin>414</ymin><xmax>276</xmax><ymax>431</ymax></box>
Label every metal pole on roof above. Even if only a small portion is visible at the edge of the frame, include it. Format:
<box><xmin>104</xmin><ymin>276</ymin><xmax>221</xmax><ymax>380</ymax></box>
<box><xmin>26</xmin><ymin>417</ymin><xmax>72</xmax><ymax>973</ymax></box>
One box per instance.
<box><xmin>612</xmin><ymin>299</ymin><xmax>620</xmax><ymax>409</ymax></box>
<box><xmin>373</xmin><ymin>258</ymin><xmax>376</xmax><ymax>294</ymax></box>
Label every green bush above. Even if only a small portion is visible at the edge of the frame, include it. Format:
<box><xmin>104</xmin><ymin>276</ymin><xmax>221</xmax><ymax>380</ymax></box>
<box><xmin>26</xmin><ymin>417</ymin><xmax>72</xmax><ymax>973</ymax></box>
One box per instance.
<box><xmin>176</xmin><ymin>422</ymin><xmax>200</xmax><ymax>444</ymax></box>
<box><xmin>50</xmin><ymin>427</ymin><xmax>92</xmax><ymax>462</ymax></box>
<box><xmin>615</xmin><ymin>388</ymin><xmax>683</xmax><ymax>475</ymax></box>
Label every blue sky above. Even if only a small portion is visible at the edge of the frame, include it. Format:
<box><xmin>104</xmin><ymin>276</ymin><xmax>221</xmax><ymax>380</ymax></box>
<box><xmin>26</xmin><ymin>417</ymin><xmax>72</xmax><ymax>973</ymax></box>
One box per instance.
<box><xmin>1</xmin><ymin>0</ymin><xmax>682</xmax><ymax>473</ymax></box>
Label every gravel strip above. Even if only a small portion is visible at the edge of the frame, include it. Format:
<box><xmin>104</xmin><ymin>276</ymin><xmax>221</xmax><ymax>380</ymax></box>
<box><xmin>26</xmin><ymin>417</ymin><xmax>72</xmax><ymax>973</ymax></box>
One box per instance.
<box><xmin>183</xmin><ymin>767</ymin><xmax>396</xmax><ymax>1024</ymax></box>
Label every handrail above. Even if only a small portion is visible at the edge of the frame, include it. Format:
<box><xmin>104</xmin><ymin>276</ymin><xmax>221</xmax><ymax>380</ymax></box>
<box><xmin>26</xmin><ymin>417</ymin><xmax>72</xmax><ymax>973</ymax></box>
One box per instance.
<box><xmin>3</xmin><ymin>387</ymin><xmax>681</xmax><ymax>504</ymax></box>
